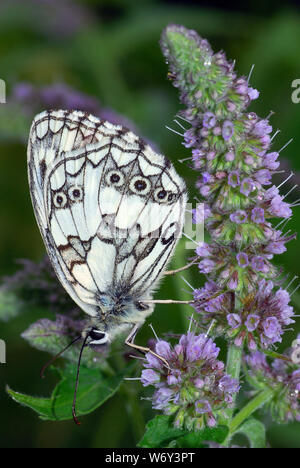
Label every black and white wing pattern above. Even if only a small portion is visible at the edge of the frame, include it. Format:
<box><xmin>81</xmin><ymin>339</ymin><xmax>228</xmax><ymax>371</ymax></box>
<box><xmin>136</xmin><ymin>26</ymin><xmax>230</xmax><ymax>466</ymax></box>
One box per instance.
<box><xmin>28</xmin><ymin>110</ymin><xmax>187</xmax><ymax>323</ymax></box>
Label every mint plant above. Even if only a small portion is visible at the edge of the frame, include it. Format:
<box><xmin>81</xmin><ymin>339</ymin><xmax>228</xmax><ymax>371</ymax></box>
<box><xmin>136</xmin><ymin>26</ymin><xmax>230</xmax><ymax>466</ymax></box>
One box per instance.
<box><xmin>139</xmin><ymin>24</ymin><xmax>299</xmax><ymax>446</ymax></box>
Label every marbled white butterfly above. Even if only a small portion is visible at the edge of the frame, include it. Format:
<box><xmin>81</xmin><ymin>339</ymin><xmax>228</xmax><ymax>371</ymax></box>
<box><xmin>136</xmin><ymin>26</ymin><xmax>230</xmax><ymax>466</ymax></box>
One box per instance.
<box><xmin>27</xmin><ymin>110</ymin><xmax>187</xmax><ymax>421</ymax></box>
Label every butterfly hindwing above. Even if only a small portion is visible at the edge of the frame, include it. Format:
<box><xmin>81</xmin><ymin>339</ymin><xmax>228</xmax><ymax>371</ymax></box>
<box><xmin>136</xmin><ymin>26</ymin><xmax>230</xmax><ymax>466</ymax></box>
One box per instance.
<box><xmin>28</xmin><ymin>110</ymin><xmax>187</xmax><ymax>327</ymax></box>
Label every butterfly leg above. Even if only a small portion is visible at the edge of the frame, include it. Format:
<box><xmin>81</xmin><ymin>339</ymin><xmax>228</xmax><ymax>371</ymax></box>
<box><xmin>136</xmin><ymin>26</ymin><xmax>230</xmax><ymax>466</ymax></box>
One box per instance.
<box><xmin>164</xmin><ymin>258</ymin><xmax>198</xmax><ymax>276</ymax></box>
<box><xmin>125</xmin><ymin>324</ymin><xmax>171</xmax><ymax>371</ymax></box>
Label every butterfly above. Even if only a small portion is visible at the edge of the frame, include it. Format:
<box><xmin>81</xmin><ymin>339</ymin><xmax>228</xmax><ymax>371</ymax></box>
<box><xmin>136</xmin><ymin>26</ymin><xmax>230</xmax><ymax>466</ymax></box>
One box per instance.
<box><xmin>27</xmin><ymin>109</ymin><xmax>187</xmax><ymax>421</ymax></box>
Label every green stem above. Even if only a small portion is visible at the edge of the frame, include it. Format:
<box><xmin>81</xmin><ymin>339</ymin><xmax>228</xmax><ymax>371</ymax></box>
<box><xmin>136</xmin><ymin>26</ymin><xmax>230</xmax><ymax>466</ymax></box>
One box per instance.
<box><xmin>229</xmin><ymin>388</ymin><xmax>274</xmax><ymax>435</ymax></box>
<box><xmin>226</xmin><ymin>343</ymin><xmax>243</xmax><ymax>381</ymax></box>
<box><xmin>220</xmin><ymin>343</ymin><xmax>243</xmax><ymax>427</ymax></box>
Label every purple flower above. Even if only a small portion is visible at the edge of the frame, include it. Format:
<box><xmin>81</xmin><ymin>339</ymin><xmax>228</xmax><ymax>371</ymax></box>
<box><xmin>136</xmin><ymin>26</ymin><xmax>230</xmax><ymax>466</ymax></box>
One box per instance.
<box><xmin>203</xmin><ymin>112</ymin><xmax>216</xmax><ymax>128</ymax></box>
<box><xmin>199</xmin><ymin>185</ymin><xmax>211</xmax><ymax>197</ymax></box>
<box><xmin>228</xmin><ymin>171</ymin><xmax>240</xmax><ymax>188</ymax></box>
<box><xmin>264</xmin><ymin>152</ymin><xmax>280</xmax><ymax>170</ymax></box>
<box><xmin>193</xmin><ymin>282</ymin><xmax>231</xmax><ymax>317</ymax></box>
<box><xmin>141</xmin><ymin>369</ymin><xmax>161</xmax><ymax>386</ymax></box>
<box><xmin>246</xmin><ymin>347</ymin><xmax>300</xmax><ymax>423</ymax></box>
<box><xmin>192</xmin><ymin>149</ymin><xmax>205</xmax><ymax>161</ymax></box>
<box><xmin>196</xmin><ymin>242</ymin><xmax>212</xmax><ymax>257</ymax></box>
<box><xmin>141</xmin><ymin>332</ymin><xmax>239</xmax><ymax>430</ymax></box>
<box><xmin>202</xmin><ymin>172</ymin><xmax>213</xmax><ymax>184</ymax></box>
<box><xmin>230</xmin><ymin>210</ymin><xmax>248</xmax><ymax>224</ymax></box>
<box><xmin>156</xmin><ymin>340</ymin><xmax>172</xmax><ymax>359</ymax></box>
<box><xmin>251</xmin><ymin>207</ymin><xmax>265</xmax><ymax>224</ymax></box>
<box><xmin>266</xmin><ymin>241</ymin><xmax>287</xmax><ymax>254</ymax></box>
<box><xmin>248</xmin><ymin>87</ymin><xmax>259</xmax><ymax>100</ymax></box>
<box><xmin>253</xmin><ymin>119</ymin><xmax>272</xmax><ymax>137</ymax></box>
<box><xmin>237</xmin><ymin>252</ymin><xmax>249</xmax><ymax>268</ymax></box>
<box><xmin>229</xmin><ymin>280</ymin><xmax>294</xmax><ymax>349</ymax></box>
<box><xmin>227</xmin><ymin>313</ymin><xmax>242</xmax><ymax>329</ymax></box>
<box><xmin>192</xmin><ymin>205</ymin><xmax>204</xmax><ymax>224</ymax></box>
<box><xmin>198</xmin><ymin>259</ymin><xmax>216</xmax><ymax>273</ymax></box>
<box><xmin>153</xmin><ymin>387</ymin><xmax>174</xmax><ymax>410</ymax></box>
<box><xmin>235</xmin><ymin>79</ymin><xmax>248</xmax><ymax>95</ymax></box>
<box><xmin>240</xmin><ymin>178</ymin><xmax>255</xmax><ymax>196</ymax></box>
<box><xmin>218</xmin><ymin>375</ymin><xmax>240</xmax><ymax>395</ymax></box>
<box><xmin>269</xmin><ymin>195</ymin><xmax>292</xmax><ymax>218</ymax></box>
<box><xmin>255</xmin><ymin>169</ymin><xmax>272</xmax><ymax>185</ymax></box>
<box><xmin>183</xmin><ymin>129</ymin><xmax>197</xmax><ymax>148</ymax></box>
<box><xmin>195</xmin><ymin>399</ymin><xmax>212</xmax><ymax>415</ymax></box>
<box><xmin>251</xmin><ymin>256</ymin><xmax>267</xmax><ymax>272</ymax></box>
<box><xmin>222</xmin><ymin>120</ymin><xmax>234</xmax><ymax>140</ymax></box>
<box><xmin>245</xmin><ymin>314</ymin><xmax>260</xmax><ymax>332</ymax></box>
<box><xmin>225</xmin><ymin>151</ymin><xmax>235</xmax><ymax>162</ymax></box>
<box><xmin>228</xmin><ymin>273</ymin><xmax>239</xmax><ymax>290</ymax></box>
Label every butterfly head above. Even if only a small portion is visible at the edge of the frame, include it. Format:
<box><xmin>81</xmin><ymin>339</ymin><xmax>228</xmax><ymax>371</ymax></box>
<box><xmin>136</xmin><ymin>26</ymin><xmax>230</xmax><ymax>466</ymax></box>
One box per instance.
<box><xmin>86</xmin><ymin>328</ymin><xmax>110</xmax><ymax>346</ymax></box>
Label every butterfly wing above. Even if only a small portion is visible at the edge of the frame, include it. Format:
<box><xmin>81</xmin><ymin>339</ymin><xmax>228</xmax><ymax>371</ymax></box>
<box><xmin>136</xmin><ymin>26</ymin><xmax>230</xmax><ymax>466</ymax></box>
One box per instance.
<box><xmin>28</xmin><ymin>110</ymin><xmax>187</xmax><ymax>324</ymax></box>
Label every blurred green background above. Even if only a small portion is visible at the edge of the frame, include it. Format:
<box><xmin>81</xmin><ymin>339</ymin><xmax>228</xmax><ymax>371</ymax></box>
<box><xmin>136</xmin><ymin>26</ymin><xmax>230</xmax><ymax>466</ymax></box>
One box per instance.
<box><xmin>0</xmin><ymin>0</ymin><xmax>300</xmax><ymax>448</ymax></box>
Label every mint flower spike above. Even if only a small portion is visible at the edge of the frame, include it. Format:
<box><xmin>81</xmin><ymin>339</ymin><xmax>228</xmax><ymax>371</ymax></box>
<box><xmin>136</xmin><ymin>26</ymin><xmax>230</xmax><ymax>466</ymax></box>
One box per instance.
<box><xmin>245</xmin><ymin>338</ymin><xmax>300</xmax><ymax>423</ymax></box>
<box><xmin>141</xmin><ymin>332</ymin><xmax>239</xmax><ymax>430</ymax></box>
<box><xmin>161</xmin><ymin>24</ymin><xmax>296</xmax><ymax>351</ymax></box>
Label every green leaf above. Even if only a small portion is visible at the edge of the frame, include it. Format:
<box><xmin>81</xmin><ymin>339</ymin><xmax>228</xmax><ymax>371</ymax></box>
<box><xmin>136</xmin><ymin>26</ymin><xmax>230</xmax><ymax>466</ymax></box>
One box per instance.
<box><xmin>138</xmin><ymin>415</ymin><xmax>188</xmax><ymax>448</ymax></box>
<box><xmin>232</xmin><ymin>418</ymin><xmax>266</xmax><ymax>448</ymax></box>
<box><xmin>138</xmin><ymin>415</ymin><xmax>229</xmax><ymax>448</ymax></box>
<box><xmin>7</xmin><ymin>363</ymin><xmax>125</xmax><ymax>421</ymax></box>
<box><xmin>22</xmin><ymin>317</ymin><xmax>107</xmax><ymax>369</ymax></box>
<box><xmin>171</xmin><ymin>426</ymin><xmax>229</xmax><ymax>448</ymax></box>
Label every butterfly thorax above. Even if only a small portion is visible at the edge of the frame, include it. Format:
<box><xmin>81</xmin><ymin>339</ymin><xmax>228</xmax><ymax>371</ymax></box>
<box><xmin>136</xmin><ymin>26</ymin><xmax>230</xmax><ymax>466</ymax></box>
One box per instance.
<box><xmin>98</xmin><ymin>286</ymin><xmax>153</xmax><ymax>319</ymax></box>
<box><xmin>86</xmin><ymin>289</ymin><xmax>153</xmax><ymax>340</ymax></box>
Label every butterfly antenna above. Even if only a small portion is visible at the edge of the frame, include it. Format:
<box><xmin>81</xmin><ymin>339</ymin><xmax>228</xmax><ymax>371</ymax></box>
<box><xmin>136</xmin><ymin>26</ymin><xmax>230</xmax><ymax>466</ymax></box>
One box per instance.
<box><xmin>40</xmin><ymin>336</ymin><xmax>81</xmax><ymax>379</ymax></box>
<box><xmin>72</xmin><ymin>334</ymin><xmax>89</xmax><ymax>426</ymax></box>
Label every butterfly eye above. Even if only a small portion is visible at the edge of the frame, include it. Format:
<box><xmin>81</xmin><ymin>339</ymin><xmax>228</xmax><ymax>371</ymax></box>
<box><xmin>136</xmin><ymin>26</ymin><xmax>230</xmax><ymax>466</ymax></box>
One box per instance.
<box><xmin>130</xmin><ymin>176</ymin><xmax>151</xmax><ymax>195</ymax></box>
<box><xmin>53</xmin><ymin>192</ymin><xmax>67</xmax><ymax>208</ymax></box>
<box><xmin>106</xmin><ymin>170</ymin><xmax>125</xmax><ymax>187</ymax></box>
<box><xmin>89</xmin><ymin>329</ymin><xmax>109</xmax><ymax>345</ymax></box>
<box><xmin>68</xmin><ymin>186</ymin><xmax>83</xmax><ymax>202</ymax></box>
<box><xmin>154</xmin><ymin>187</ymin><xmax>168</xmax><ymax>203</ymax></box>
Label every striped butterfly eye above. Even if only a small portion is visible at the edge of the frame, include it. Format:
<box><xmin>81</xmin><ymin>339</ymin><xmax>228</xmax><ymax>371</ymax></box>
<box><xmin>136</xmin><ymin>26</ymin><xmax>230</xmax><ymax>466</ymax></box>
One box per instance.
<box><xmin>105</xmin><ymin>169</ymin><xmax>125</xmax><ymax>187</ymax></box>
<box><xmin>53</xmin><ymin>191</ymin><xmax>67</xmax><ymax>208</ymax></box>
<box><xmin>129</xmin><ymin>175</ymin><xmax>151</xmax><ymax>195</ymax></box>
<box><xmin>68</xmin><ymin>186</ymin><xmax>83</xmax><ymax>202</ymax></box>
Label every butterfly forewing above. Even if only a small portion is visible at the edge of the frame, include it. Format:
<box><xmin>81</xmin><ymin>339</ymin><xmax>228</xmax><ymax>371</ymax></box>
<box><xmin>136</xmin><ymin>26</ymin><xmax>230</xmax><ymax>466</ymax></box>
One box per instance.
<box><xmin>28</xmin><ymin>110</ymin><xmax>187</xmax><ymax>333</ymax></box>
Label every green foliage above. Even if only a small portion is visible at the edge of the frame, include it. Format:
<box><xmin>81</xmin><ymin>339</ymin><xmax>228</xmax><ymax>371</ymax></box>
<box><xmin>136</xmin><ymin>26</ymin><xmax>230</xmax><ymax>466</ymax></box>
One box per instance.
<box><xmin>6</xmin><ymin>363</ymin><xmax>126</xmax><ymax>422</ymax></box>
<box><xmin>231</xmin><ymin>418</ymin><xmax>266</xmax><ymax>448</ymax></box>
<box><xmin>138</xmin><ymin>415</ymin><xmax>228</xmax><ymax>448</ymax></box>
<box><xmin>21</xmin><ymin>319</ymin><xmax>107</xmax><ymax>369</ymax></box>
